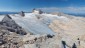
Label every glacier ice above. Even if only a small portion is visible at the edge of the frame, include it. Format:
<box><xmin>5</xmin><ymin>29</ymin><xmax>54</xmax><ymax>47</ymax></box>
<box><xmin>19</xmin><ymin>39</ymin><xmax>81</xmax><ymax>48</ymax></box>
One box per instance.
<box><xmin>0</xmin><ymin>13</ymin><xmax>69</xmax><ymax>35</ymax></box>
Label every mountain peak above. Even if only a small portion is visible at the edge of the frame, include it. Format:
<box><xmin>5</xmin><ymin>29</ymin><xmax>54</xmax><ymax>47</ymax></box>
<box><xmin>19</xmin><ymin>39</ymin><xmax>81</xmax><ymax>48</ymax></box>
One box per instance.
<box><xmin>2</xmin><ymin>14</ymin><xmax>12</xmax><ymax>22</ymax></box>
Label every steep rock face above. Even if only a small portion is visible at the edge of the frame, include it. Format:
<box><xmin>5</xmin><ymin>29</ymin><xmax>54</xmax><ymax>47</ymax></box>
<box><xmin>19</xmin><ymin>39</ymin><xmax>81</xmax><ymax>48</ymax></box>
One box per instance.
<box><xmin>0</xmin><ymin>15</ymin><xmax>27</xmax><ymax>35</ymax></box>
<box><xmin>1</xmin><ymin>15</ymin><xmax>18</xmax><ymax>27</ymax></box>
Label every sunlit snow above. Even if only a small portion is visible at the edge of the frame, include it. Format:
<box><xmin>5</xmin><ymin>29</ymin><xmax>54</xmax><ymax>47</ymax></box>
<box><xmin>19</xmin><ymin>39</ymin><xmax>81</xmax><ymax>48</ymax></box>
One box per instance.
<box><xmin>0</xmin><ymin>13</ymin><xmax>68</xmax><ymax>35</ymax></box>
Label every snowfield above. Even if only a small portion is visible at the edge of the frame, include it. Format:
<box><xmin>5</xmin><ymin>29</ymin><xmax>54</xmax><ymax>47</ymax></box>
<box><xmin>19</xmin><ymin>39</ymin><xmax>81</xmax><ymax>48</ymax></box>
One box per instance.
<box><xmin>0</xmin><ymin>13</ymin><xmax>68</xmax><ymax>35</ymax></box>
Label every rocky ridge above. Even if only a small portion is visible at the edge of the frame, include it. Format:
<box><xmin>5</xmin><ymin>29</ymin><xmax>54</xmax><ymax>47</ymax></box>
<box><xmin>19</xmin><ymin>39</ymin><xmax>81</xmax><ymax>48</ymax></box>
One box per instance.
<box><xmin>0</xmin><ymin>14</ymin><xmax>27</xmax><ymax>35</ymax></box>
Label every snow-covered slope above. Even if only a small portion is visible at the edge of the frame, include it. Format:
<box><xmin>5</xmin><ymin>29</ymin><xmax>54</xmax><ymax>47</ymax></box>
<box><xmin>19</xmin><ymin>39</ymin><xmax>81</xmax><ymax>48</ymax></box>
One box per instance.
<box><xmin>0</xmin><ymin>13</ymin><xmax>68</xmax><ymax>35</ymax></box>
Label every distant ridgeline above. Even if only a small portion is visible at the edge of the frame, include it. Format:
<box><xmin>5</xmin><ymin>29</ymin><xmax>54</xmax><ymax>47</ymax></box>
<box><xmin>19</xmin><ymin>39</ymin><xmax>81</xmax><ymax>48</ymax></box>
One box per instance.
<box><xmin>0</xmin><ymin>11</ymin><xmax>85</xmax><ymax>17</ymax></box>
<box><xmin>0</xmin><ymin>12</ymin><xmax>18</xmax><ymax>15</ymax></box>
<box><xmin>65</xmin><ymin>13</ymin><xmax>85</xmax><ymax>17</ymax></box>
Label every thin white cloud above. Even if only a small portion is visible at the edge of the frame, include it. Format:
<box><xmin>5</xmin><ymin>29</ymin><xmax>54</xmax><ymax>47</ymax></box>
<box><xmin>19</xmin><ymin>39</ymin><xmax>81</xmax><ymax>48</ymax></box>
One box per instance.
<box><xmin>37</xmin><ymin>7</ymin><xmax>85</xmax><ymax>14</ymax></box>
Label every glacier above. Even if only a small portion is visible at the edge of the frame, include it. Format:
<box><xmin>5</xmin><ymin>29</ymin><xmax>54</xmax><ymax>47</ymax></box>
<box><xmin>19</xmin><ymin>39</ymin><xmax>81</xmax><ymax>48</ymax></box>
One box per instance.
<box><xmin>0</xmin><ymin>13</ymin><xmax>68</xmax><ymax>35</ymax></box>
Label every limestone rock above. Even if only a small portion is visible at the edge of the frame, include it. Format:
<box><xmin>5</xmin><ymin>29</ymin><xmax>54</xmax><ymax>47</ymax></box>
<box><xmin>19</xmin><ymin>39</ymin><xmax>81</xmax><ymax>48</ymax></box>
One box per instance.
<box><xmin>0</xmin><ymin>15</ymin><xmax>27</xmax><ymax>35</ymax></box>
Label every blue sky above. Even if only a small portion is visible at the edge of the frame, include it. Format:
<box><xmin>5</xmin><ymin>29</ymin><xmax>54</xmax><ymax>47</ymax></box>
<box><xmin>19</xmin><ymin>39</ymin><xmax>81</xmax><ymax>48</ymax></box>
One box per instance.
<box><xmin>0</xmin><ymin>0</ymin><xmax>85</xmax><ymax>14</ymax></box>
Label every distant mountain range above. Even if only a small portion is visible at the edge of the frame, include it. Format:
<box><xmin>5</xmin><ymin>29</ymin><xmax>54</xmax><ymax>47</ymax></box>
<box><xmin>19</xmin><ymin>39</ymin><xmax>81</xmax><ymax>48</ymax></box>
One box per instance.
<box><xmin>0</xmin><ymin>12</ymin><xmax>85</xmax><ymax>17</ymax></box>
<box><xmin>65</xmin><ymin>13</ymin><xmax>85</xmax><ymax>17</ymax></box>
<box><xmin>0</xmin><ymin>12</ymin><xmax>18</xmax><ymax>15</ymax></box>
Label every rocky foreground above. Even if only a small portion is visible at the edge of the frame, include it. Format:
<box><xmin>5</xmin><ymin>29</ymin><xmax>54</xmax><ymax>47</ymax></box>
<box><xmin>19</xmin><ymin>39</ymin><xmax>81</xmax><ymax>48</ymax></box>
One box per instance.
<box><xmin>0</xmin><ymin>26</ymin><xmax>53</xmax><ymax>48</ymax></box>
<box><xmin>0</xmin><ymin>12</ymin><xmax>85</xmax><ymax>48</ymax></box>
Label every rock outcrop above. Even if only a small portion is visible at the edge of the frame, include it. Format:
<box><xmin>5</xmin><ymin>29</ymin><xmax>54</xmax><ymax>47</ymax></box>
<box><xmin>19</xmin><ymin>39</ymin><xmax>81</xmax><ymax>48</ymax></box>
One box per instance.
<box><xmin>0</xmin><ymin>14</ymin><xmax>27</xmax><ymax>35</ymax></box>
<box><xmin>0</xmin><ymin>27</ymin><xmax>23</xmax><ymax>48</ymax></box>
<box><xmin>19</xmin><ymin>11</ymin><xmax>25</xmax><ymax>17</ymax></box>
<box><xmin>32</xmin><ymin>9</ymin><xmax>43</xmax><ymax>14</ymax></box>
